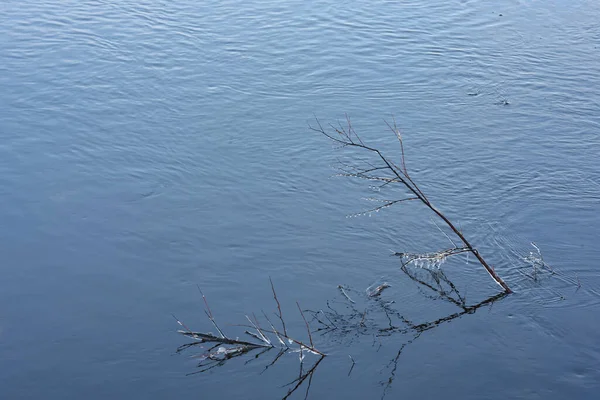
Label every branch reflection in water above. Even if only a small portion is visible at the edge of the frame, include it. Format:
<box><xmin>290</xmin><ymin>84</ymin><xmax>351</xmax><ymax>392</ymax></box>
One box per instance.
<box><xmin>175</xmin><ymin>257</ymin><xmax>507</xmax><ymax>399</ymax></box>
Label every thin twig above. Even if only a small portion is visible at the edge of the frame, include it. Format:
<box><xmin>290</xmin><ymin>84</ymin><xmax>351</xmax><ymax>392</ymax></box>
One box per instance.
<box><xmin>347</xmin><ymin>197</ymin><xmax>418</xmax><ymax>218</ymax></box>
<box><xmin>297</xmin><ymin>302</ymin><xmax>314</xmax><ymax>348</ymax></box>
<box><xmin>172</xmin><ymin>314</ymin><xmax>195</xmax><ymax>335</ymax></box>
<box><xmin>262</xmin><ymin>310</ymin><xmax>288</xmax><ymax>346</ymax></box>
<box><xmin>337</xmin><ymin>285</ymin><xmax>355</xmax><ymax>304</ymax></box>
<box><xmin>236</xmin><ymin>324</ymin><xmax>325</xmax><ymax>356</ymax></box>
<box><xmin>431</xmin><ymin>218</ymin><xmax>458</xmax><ymax>248</ymax></box>
<box><xmin>197</xmin><ymin>286</ymin><xmax>226</xmax><ymax>338</ymax></box>
<box><xmin>270</xmin><ymin>277</ymin><xmax>288</xmax><ymax>337</ymax></box>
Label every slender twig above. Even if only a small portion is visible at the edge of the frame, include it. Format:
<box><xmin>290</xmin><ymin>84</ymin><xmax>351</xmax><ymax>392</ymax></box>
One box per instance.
<box><xmin>337</xmin><ymin>285</ymin><xmax>355</xmax><ymax>304</ymax></box>
<box><xmin>197</xmin><ymin>286</ymin><xmax>226</xmax><ymax>338</ymax></box>
<box><xmin>296</xmin><ymin>302</ymin><xmax>314</xmax><ymax>348</ymax></box>
<box><xmin>281</xmin><ymin>356</ymin><xmax>325</xmax><ymax>400</ymax></box>
<box><xmin>318</xmin><ymin>309</ymin><xmax>338</xmax><ymax>329</ymax></box>
<box><xmin>244</xmin><ymin>347</ymin><xmax>273</xmax><ymax>365</ymax></box>
<box><xmin>172</xmin><ymin>314</ymin><xmax>194</xmax><ymax>335</ymax></box>
<box><xmin>262</xmin><ymin>310</ymin><xmax>288</xmax><ymax>346</ymax></box>
<box><xmin>260</xmin><ymin>349</ymin><xmax>287</xmax><ymax>375</ymax></box>
<box><xmin>347</xmin><ymin>197</ymin><xmax>419</xmax><ymax>217</ymax></box>
<box><xmin>270</xmin><ymin>277</ymin><xmax>288</xmax><ymax>336</ymax></box>
<box><xmin>431</xmin><ymin>218</ymin><xmax>458</xmax><ymax>248</ymax></box>
<box><xmin>236</xmin><ymin>324</ymin><xmax>325</xmax><ymax>356</ymax></box>
<box><xmin>245</xmin><ymin>315</ymin><xmax>271</xmax><ymax>345</ymax></box>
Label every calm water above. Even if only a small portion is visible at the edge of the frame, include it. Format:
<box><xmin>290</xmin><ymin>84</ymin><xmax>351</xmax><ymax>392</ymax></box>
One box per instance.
<box><xmin>1</xmin><ymin>0</ymin><xmax>599</xmax><ymax>398</ymax></box>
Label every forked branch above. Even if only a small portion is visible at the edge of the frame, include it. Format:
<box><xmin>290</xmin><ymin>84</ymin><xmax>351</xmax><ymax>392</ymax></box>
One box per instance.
<box><xmin>311</xmin><ymin>117</ymin><xmax>512</xmax><ymax>293</ymax></box>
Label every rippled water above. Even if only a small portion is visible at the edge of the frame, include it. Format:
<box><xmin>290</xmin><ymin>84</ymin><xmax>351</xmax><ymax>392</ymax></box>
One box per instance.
<box><xmin>1</xmin><ymin>0</ymin><xmax>599</xmax><ymax>398</ymax></box>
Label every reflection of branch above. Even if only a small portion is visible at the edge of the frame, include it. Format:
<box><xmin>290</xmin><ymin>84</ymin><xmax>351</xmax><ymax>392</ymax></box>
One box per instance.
<box><xmin>176</xmin><ymin>258</ymin><xmax>508</xmax><ymax>398</ymax></box>
<box><xmin>400</xmin><ymin>263</ymin><xmax>467</xmax><ymax>309</ymax></box>
<box><xmin>378</xmin><ymin>290</ymin><xmax>506</xmax><ymax>399</ymax></box>
<box><xmin>411</xmin><ymin>291</ymin><xmax>507</xmax><ymax>333</ymax></box>
<box><xmin>348</xmin><ymin>355</ymin><xmax>356</xmax><ymax>376</ymax></box>
<box><xmin>380</xmin><ymin>264</ymin><xmax>507</xmax><ymax>398</ymax></box>
<box><xmin>303</xmin><ymin>263</ymin><xmax>508</xmax><ymax>398</ymax></box>
<box><xmin>281</xmin><ymin>356</ymin><xmax>325</xmax><ymax>400</ymax></box>
<box><xmin>381</xmin><ymin>332</ymin><xmax>422</xmax><ymax>399</ymax></box>
<box><xmin>260</xmin><ymin>349</ymin><xmax>286</xmax><ymax>375</ymax></box>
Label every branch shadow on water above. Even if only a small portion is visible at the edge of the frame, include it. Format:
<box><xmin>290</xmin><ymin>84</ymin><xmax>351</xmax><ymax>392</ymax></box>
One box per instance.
<box><xmin>174</xmin><ymin>259</ymin><xmax>507</xmax><ymax>399</ymax></box>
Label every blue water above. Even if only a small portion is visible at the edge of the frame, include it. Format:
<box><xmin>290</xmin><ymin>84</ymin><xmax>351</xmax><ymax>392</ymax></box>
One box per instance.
<box><xmin>1</xmin><ymin>0</ymin><xmax>599</xmax><ymax>398</ymax></box>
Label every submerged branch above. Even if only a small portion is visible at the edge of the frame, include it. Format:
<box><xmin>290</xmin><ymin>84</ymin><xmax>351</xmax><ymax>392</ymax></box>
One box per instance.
<box><xmin>175</xmin><ymin>281</ymin><xmax>326</xmax><ymax>398</ymax></box>
<box><xmin>177</xmin><ymin>263</ymin><xmax>509</xmax><ymax>398</ymax></box>
<box><xmin>177</xmin><ymin>330</ymin><xmax>270</xmax><ymax>348</ymax></box>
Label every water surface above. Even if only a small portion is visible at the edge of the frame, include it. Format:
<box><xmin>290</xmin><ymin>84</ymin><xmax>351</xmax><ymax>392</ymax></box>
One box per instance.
<box><xmin>1</xmin><ymin>0</ymin><xmax>599</xmax><ymax>398</ymax></box>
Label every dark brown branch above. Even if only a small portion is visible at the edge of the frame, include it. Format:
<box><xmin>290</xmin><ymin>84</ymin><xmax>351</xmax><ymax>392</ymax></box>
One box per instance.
<box><xmin>270</xmin><ymin>277</ymin><xmax>288</xmax><ymax>336</ymax></box>
<box><xmin>297</xmin><ymin>302</ymin><xmax>314</xmax><ymax>348</ymax></box>
<box><xmin>314</xmin><ymin>117</ymin><xmax>512</xmax><ymax>293</ymax></box>
<box><xmin>197</xmin><ymin>286</ymin><xmax>226</xmax><ymax>338</ymax></box>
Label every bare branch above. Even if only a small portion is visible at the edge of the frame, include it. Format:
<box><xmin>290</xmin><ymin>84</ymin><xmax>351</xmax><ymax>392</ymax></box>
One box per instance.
<box><xmin>235</xmin><ymin>324</ymin><xmax>326</xmax><ymax>356</ymax></box>
<box><xmin>314</xmin><ymin>117</ymin><xmax>512</xmax><ymax>293</ymax></box>
<box><xmin>245</xmin><ymin>315</ymin><xmax>272</xmax><ymax>346</ymax></box>
<box><xmin>270</xmin><ymin>277</ymin><xmax>288</xmax><ymax>337</ymax></box>
<box><xmin>262</xmin><ymin>310</ymin><xmax>288</xmax><ymax>347</ymax></box>
<box><xmin>197</xmin><ymin>286</ymin><xmax>226</xmax><ymax>338</ymax></box>
<box><xmin>296</xmin><ymin>302</ymin><xmax>314</xmax><ymax>348</ymax></box>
